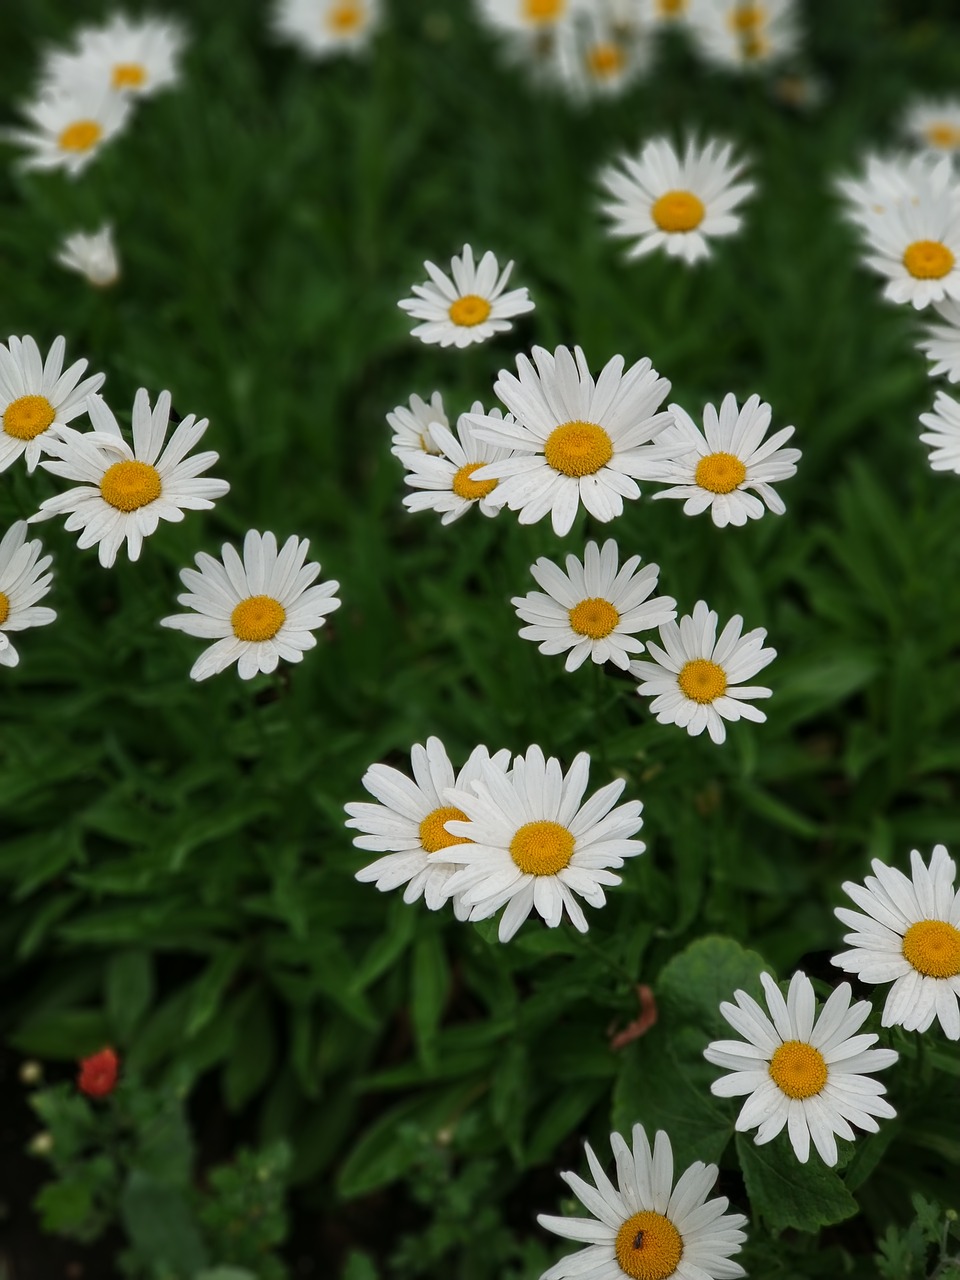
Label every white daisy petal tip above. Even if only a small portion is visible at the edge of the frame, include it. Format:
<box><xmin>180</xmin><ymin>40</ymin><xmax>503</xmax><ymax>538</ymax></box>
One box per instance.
<box><xmin>397</xmin><ymin>244</ymin><xmax>535</xmax><ymax>348</ymax></box>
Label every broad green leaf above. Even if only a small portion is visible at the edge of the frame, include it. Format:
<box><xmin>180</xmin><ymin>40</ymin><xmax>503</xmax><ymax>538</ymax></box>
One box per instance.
<box><xmin>185</xmin><ymin>948</ymin><xmax>244</xmax><ymax>1038</ymax></box>
<box><xmin>106</xmin><ymin>950</ymin><xmax>154</xmax><ymax>1043</ymax></box>
<box><xmin>120</xmin><ymin>1169</ymin><xmax>208</xmax><ymax>1275</ymax></box>
<box><xmin>657</xmin><ymin>935</ymin><xmax>770</xmax><ymax>1037</ymax></box>
<box><xmin>736</xmin><ymin>1133</ymin><xmax>858</xmax><ymax>1232</ymax></box>
<box><xmin>222</xmin><ymin>988</ymin><xmax>276</xmax><ymax>1111</ymax></box>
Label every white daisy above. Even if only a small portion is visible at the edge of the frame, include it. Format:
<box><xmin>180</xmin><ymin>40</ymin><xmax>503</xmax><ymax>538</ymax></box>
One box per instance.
<box><xmin>904</xmin><ymin>97</ymin><xmax>960</xmax><ymax>155</ymax></box>
<box><xmin>347</xmin><ymin>738</ymin><xmax>512</xmax><ymax>918</ymax></box>
<box><xmin>537</xmin><ymin>1124</ymin><xmax>747</xmax><ymax>1280</ymax></box>
<box><xmin>687</xmin><ymin>0</ymin><xmax>801</xmax><ymax>70</ymax></box>
<box><xmin>272</xmin><ymin>0</ymin><xmax>382</xmax><ymax>58</ymax></box>
<box><xmin>400</xmin><ymin>404</ymin><xmax>514</xmax><ymax>525</ymax></box>
<box><xmin>0</xmin><ymin>335</ymin><xmax>105</xmax><ymax>474</ymax></box>
<box><xmin>552</xmin><ymin>13</ymin><xmax>650</xmax><ymax>100</ymax></box>
<box><xmin>599</xmin><ymin>136</ymin><xmax>754</xmax><ymax>264</ymax></box>
<box><xmin>0</xmin><ymin>522</ymin><xmax>56</xmax><ymax>669</ymax></box>
<box><xmin>31</xmin><ymin>388</ymin><xmax>229</xmax><ymax>568</ymax></box>
<box><xmin>704</xmin><ymin>970</ymin><xmax>898</xmax><ymax>1166</ymax></box>
<box><xmin>55</xmin><ymin>224</ymin><xmax>120</xmax><ymax>288</ymax></box>
<box><xmin>917</xmin><ymin>298</ymin><xmax>960</xmax><ymax>383</ymax></box>
<box><xmin>512</xmin><ymin>539</ymin><xmax>676</xmax><ymax>672</ymax></box>
<box><xmin>398</xmin><ymin>245</ymin><xmax>535</xmax><ymax>349</ymax></box>
<box><xmin>475</xmin><ymin>0</ymin><xmax>578</xmax><ymax>39</ymax></box>
<box><xmin>466</xmin><ymin>345</ymin><xmax>673</xmax><ymax>537</ymax></box>
<box><xmin>639</xmin><ymin>0</ymin><xmax>692</xmax><ymax>25</ymax></box>
<box><xmin>160</xmin><ymin>530</ymin><xmax>341</xmax><ymax>681</ymax></box>
<box><xmin>40</xmin><ymin>13</ymin><xmax>186</xmax><ymax>97</ymax></box>
<box><xmin>5</xmin><ymin>82</ymin><xmax>131</xmax><ymax>177</ymax></box>
<box><xmin>860</xmin><ymin>177</ymin><xmax>960</xmax><ymax>310</ymax></box>
<box><xmin>630</xmin><ymin>600</ymin><xmax>774</xmax><ymax>745</ymax></box>
<box><xmin>440</xmin><ymin>744</ymin><xmax>645</xmax><ymax>943</ymax></box>
<box><xmin>637</xmin><ymin>392</ymin><xmax>800</xmax><ymax>527</ymax></box>
<box><xmin>387</xmin><ymin>391</ymin><xmax>447</xmax><ymax>457</ymax></box>
<box><xmin>835</xmin><ymin>151</ymin><xmax>949</xmax><ymax>231</ymax></box>
<box><xmin>832</xmin><ymin>845</ymin><xmax>960</xmax><ymax>1042</ymax></box>
<box><xmin>919</xmin><ymin>389</ymin><xmax>960</xmax><ymax>473</ymax></box>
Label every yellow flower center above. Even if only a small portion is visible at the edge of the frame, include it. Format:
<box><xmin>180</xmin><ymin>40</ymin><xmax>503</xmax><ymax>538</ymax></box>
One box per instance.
<box><xmin>587</xmin><ymin>42</ymin><xmax>625</xmax><ymax>78</ymax></box>
<box><xmin>903</xmin><ymin>239</ymin><xmax>955</xmax><ymax>279</ymax></box>
<box><xmin>328</xmin><ymin>1</ymin><xmax>364</xmax><ymax>32</ymax></box>
<box><xmin>902</xmin><ymin>919</ymin><xmax>960</xmax><ymax>979</ymax></box>
<box><xmin>614</xmin><ymin>1211</ymin><xmax>683</xmax><ymax>1280</ymax></box>
<box><xmin>0</xmin><ymin>592</ymin><xmax>9</xmax><ymax>626</ymax></box>
<box><xmin>452</xmin><ymin>463</ymin><xmax>497</xmax><ymax>501</ymax></box>
<box><xmin>651</xmin><ymin>190</ymin><xmax>706</xmax><ymax>233</ymax></box>
<box><xmin>741</xmin><ymin>33</ymin><xmax>768</xmax><ymax>58</ymax></box>
<box><xmin>231</xmin><ymin>595</ymin><xmax>287</xmax><ymax>642</ymax></box>
<box><xmin>677</xmin><ymin>659</ymin><xmax>727</xmax><ymax>704</ymax></box>
<box><xmin>3</xmin><ymin>395</ymin><xmax>55</xmax><ymax>441</ymax></box>
<box><xmin>99</xmin><ymin>460</ymin><xmax>162</xmax><ymax>511</ymax></box>
<box><xmin>448</xmin><ymin>295</ymin><xmax>492</xmax><ymax>327</ymax></box>
<box><xmin>569</xmin><ymin>597</ymin><xmax>619</xmax><ymax>639</ymax></box>
<box><xmin>730</xmin><ymin>2</ymin><xmax>765</xmax><ymax>30</ymax></box>
<box><xmin>658</xmin><ymin>0</ymin><xmax>687</xmax><ymax>14</ymax></box>
<box><xmin>924</xmin><ymin>122</ymin><xmax>960</xmax><ymax>150</ymax></box>
<box><xmin>695</xmin><ymin>451</ymin><xmax>747</xmax><ymax>494</ymax></box>
<box><xmin>509</xmin><ymin>820</ymin><xmax>574</xmax><ymax>876</ymax></box>
<box><xmin>112</xmin><ymin>62</ymin><xmax>147</xmax><ymax>88</ymax></box>
<box><xmin>58</xmin><ymin>120</ymin><xmax>103</xmax><ymax>152</ymax></box>
<box><xmin>544</xmin><ymin>420</ymin><xmax>613</xmax><ymax>477</ymax></box>
<box><xmin>523</xmin><ymin>0</ymin><xmax>565</xmax><ymax>22</ymax></box>
<box><xmin>418</xmin><ymin>805</ymin><xmax>471</xmax><ymax>855</ymax></box>
<box><xmin>768</xmin><ymin>1040</ymin><xmax>828</xmax><ymax>1100</ymax></box>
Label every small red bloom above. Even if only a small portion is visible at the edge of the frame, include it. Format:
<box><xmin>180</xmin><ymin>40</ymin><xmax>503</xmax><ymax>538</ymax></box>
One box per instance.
<box><xmin>77</xmin><ymin>1047</ymin><xmax>119</xmax><ymax>1098</ymax></box>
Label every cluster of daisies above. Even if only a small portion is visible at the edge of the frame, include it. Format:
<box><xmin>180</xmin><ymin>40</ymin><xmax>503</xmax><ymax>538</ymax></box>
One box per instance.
<box><xmin>0</xmin><ymin>335</ymin><xmax>340</xmax><ymax>680</ymax></box>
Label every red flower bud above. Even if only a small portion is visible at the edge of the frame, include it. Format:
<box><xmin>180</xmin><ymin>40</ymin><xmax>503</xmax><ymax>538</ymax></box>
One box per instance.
<box><xmin>77</xmin><ymin>1047</ymin><xmax>119</xmax><ymax>1098</ymax></box>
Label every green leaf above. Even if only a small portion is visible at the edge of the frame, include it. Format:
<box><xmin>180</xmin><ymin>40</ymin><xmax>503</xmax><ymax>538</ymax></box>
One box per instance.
<box><xmin>106</xmin><ymin>950</ymin><xmax>154</xmax><ymax>1044</ymax></box>
<box><xmin>120</xmin><ymin>1168</ymin><xmax>208</xmax><ymax>1275</ymax></box>
<box><xmin>342</xmin><ymin>1253</ymin><xmax>380</xmax><ymax>1280</ymax></box>
<box><xmin>222</xmin><ymin>988</ymin><xmax>275</xmax><ymax>1111</ymax></box>
<box><xmin>656</xmin><ymin>935</ymin><xmax>770</xmax><ymax>1037</ymax></box>
<box><xmin>735</xmin><ymin>1133</ymin><xmax>859</xmax><ymax>1233</ymax></box>
<box><xmin>410</xmin><ymin>933</ymin><xmax>449</xmax><ymax>1070</ymax></box>
<box><xmin>10</xmin><ymin>1009</ymin><xmax>111</xmax><ymax>1060</ymax></box>
<box><xmin>185</xmin><ymin>949</ymin><xmax>244</xmax><ymax>1038</ymax></box>
<box><xmin>34</xmin><ymin>1177</ymin><xmax>95</xmax><ymax>1235</ymax></box>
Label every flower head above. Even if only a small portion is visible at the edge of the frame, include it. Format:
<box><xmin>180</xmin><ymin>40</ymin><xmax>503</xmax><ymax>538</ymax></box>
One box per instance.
<box><xmin>387</xmin><ymin>391</ymin><xmax>447</xmax><ymax>457</ymax></box>
<box><xmin>836</xmin><ymin>151</ymin><xmax>948</xmax><ymax>230</ymax></box>
<box><xmin>273</xmin><ymin>0</ymin><xmax>382</xmax><ymax>57</ymax></box>
<box><xmin>400</xmin><ymin>403</ymin><xmax>514</xmax><ymax>524</ymax></box>
<box><xmin>77</xmin><ymin>1047</ymin><xmax>119</xmax><ymax>1098</ymax></box>
<box><xmin>55</xmin><ymin>224</ymin><xmax>120</xmax><ymax>288</ymax></box>
<box><xmin>904</xmin><ymin>97</ymin><xmax>960</xmax><ymax>154</ymax></box>
<box><xmin>41</xmin><ymin>13</ymin><xmax>186</xmax><ymax>98</ymax></box>
<box><xmin>398</xmin><ymin>245</ymin><xmax>535</xmax><ymax>349</ymax></box>
<box><xmin>0</xmin><ymin>335</ymin><xmax>105</xmax><ymax>474</ymax></box>
<box><xmin>917</xmin><ymin>299</ymin><xmax>960</xmax><ymax>384</ymax></box>
<box><xmin>860</xmin><ymin>171</ymin><xmax>960</xmax><ymax>309</ymax></box>
<box><xmin>0</xmin><ymin>522</ymin><xmax>56</xmax><ymax>669</ymax></box>
<box><xmin>5</xmin><ymin>82</ymin><xmax>131</xmax><ymax>176</ymax></box>
<box><xmin>919</xmin><ymin>389</ymin><xmax>960</xmax><ymax>473</ymax></box>
<box><xmin>688</xmin><ymin>0</ymin><xmax>801</xmax><ymax>70</ymax></box>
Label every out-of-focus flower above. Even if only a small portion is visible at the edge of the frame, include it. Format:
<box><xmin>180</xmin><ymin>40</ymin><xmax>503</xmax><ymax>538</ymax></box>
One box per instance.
<box><xmin>55</xmin><ymin>224</ymin><xmax>120</xmax><ymax>287</ymax></box>
<box><xmin>78</xmin><ymin>1047</ymin><xmax>119</xmax><ymax>1098</ymax></box>
<box><xmin>41</xmin><ymin>13</ymin><xmax>186</xmax><ymax>97</ymax></box>
<box><xmin>272</xmin><ymin>0</ymin><xmax>382</xmax><ymax>59</ymax></box>
<box><xmin>5</xmin><ymin>83</ymin><xmax>131</xmax><ymax>176</ymax></box>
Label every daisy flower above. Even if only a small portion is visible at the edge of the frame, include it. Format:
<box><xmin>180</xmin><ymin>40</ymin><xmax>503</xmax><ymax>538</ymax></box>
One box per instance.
<box><xmin>904</xmin><ymin>98</ymin><xmax>960</xmax><ymax>154</ymax></box>
<box><xmin>5</xmin><ymin>82</ymin><xmax>131</xmax><ymax>177</ymax></box>
<box><xmin>599</xmin><ymin>136</ymin><xmax>754</xmax><ymax>264</ymax></box>
<box><xmin>161</xmin><ymin>530</ymin><xmax>341</xmax><ymax>681</ymax></box>
<box><xmin>347</xmin><ymin>738</ymin><xmax>511</xmax><ymax>918</ymax></box>
<box><xmin>387</xmin><ymin>391</ymin><xmax>447</xmax><ymax>457</ymax></box>
<box><xmin>917</xmin><ymin>299</ymin><xmax>960</xmax><ymax>383</ymax></box>
<box><xmin>272</xmin><ymin>0</ymin><xmax>382</xmax><ymax>58</ymax></box>
<box><xmin>860</xmin><ymin>177</ymin><xmax>960</xmax><ymax>310</ymax></box>
<box><xmin>687</xmin><ymin>0</ymin><xmax>801</xmax><ymax>70</ymax></box>
<box><xmin>537</xmin><ymin>1124</ymin><xmax>747</xmax><ymax>1280</ymax></box>
<box><xmin>31</xmin><ymin>389</ymin><xmax>228</xmax><ymax>568</ymax></box>
<box><xmin>639</xmin><ymin>0</ymin><xmax>692</xmax><ymax>25</ymax></box>
<box><xmin>55</xmin><ymin>225</ymin><xmax>120</xmax><ymax>288</ymax></box>
<box><xmin>0</xmin><ymin>335</ymin><xmax>105</xmax><ymax>474</ymax></box>
<box><xmin>398</xmin><ymin>245</ymin><xmax>534</xmax><ymax>349</ymax></box>
<box><xmin>552</xmin><ymin>14</ymin><xmax>649</xmax><ymax>101</ymax></box>
<box><xmin>400</xmin><ymin>404</ymin><xmax>514</xmax><ymax>524</ymax></box>
<box><xmin>512</xmin><ymin>539</ymin><xmax>676</xmax><ymax>672</ymax></box>
<box><xmin>0</xmin><ymin>522</ymin><xmax>56</xmax><ymax>669</ymax></box>
<box><xmin>440</xmin><ymin>744</ymin><xmax>645</xmax><ymax>943</ymax></box>
<box><xmin>466</xmin><ymin>345</ymin><xmax>673</xmax><ymax>536</ymax></box>
<box><xmin>919</xmin><ymin>389</ymin><xmax>960</xmax><ymax>473</ymax></box>
<box><xmin>475</xmin><ymin>0</ymin><xmax>578</xmax><ymax>39</ymax></box>
<box><xmin>631</xmin><ymin>600</ymin><xmax>775</xmax><ymax>745</ymax></box>
<box><xmin>835</xmin><ymin>151</ymin><xmax>948</xmax><ymax>230</ymax></box>
<box><xmin>638</xmin><ymin>392</ymin><xmax>800</xmax><ymax>527</ymax></box>
<box><xmin>704</xmin><ymin>970</ymin><xmax>898</xmax><ymax>1166</ymax></box>
<box><xmin>832</xmin><ymin>845</ymin><xmax>960</xmax><ymax>1041</ymax></box>
<box><xmin>40</xmin><ymin>13</ymin><xmax>186</xmax><ymax>97</ymax></box>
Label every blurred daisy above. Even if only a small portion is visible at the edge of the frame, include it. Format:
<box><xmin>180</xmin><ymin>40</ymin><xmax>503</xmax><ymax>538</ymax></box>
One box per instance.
<box><xmin>475</xmin><ymin>0</ymin><xmax>576</xmax><ymax>38</ymax></box>
<box><xmin>400</xmin><ymin>404</ymin><xmax>513</xmax><ymax>525</ymax></box>
<box><xmin>917</xmin><ymin>299</ymin><xmax>960</xmax><ymax>383</ymax></box>
<box><xmin>5</xmin><ymin>83</ymin><xmax>131</xmax><ymax>177</ymax></box>
<box><xmin>273</xmin><ymin>0</ymin><xmax>382</xmax><ymax>58</ymax></box>
<box><xmin>348</xmin><ymin>738</ymin><xmax>511</xmax><ymax>918</ymax></box>
<box><xmin>704</xmin><ymin>970</ymin><xmax>898</xmax><ymax>1166</ymax></box>
<box><xmin>688</xmin><ymin>0</ymin><xmax>801</xmax><ymax>70</ymax></box>
<box><xmin>537</xmin><ymin>1125</ymin><xmax>747</xmax><ymax>1280</ymax></box>
<box><xmin>41</xmin><ymin>13</ymin><xmax>186</xmax><ymax>97</ymax></box>
<box><xmin>599</xmin><ymin>136</ymin><xmax>754</xmax><ymax>264</ymax></box>
<box><xmin>904</xmin><ymin>98</ymin><xmax>960</xmax><ymax>154</ymax></box>
<box><xmin>919</xmin><ymin>390</ymin><xmax>960</xmax><ymax>473</ymax></box>
<box><xmin>0</xmin><ymin>335</ymin><xmax>105</xmax><ymax>474</ymax></box>
<box><xmin>639</xmin><ymin>0</ymin><xmax>691</xmax><ymax>25</ymax></box>
<box><xmin>55</xmin><ymin>225</ymin><xmax>119</xmax><ymax>287</ymax></box>
<box><xmin>441</xmin><ymin>744</ymin><xmax>645</xmax><ymax>942</ymax></box>
<box><xmin>398</xmin><ymin>245</ymin><xmax>535</xmax><ymax>349</ymax></box>
<box><xmin>638</xmin><ymin>392</ymin><xmax>800</xmax><ymax>526</ymax></box>
<box><xmin>161</xmin><ymin>530</ymin><xmax>341</xmax><ymax>681</ymax></box>
<box><xmin>32</xmin><ymin>388</ymin><xmax>228</xmax><ymax>568</ymax></box>
<box><xmin>467</xmin><ymin>345</ymin><xmax>673</xmax><ymax>536</ymax></box>
<box><xmin>835</xmin><ymin>151</ymin><xmax>948</xmax><ymax>230</ymax></box>
<box><xmin>0</xmin><ymin>522</ymin><xmax>56</xmax><ymax>669</ymax></box>
<box><xmin>832</xmin><ymin>845</ymin><xmax>960</xmax><ymax>1041</ymax></box>
<box><xmin>512</xmin><ymin>539</ymin><xmax>676</xmax><ymax>672</ymax></box>
<box><xmin>553</xmin><ymin>13</ymin><xmax>649</xmax><ymax>100</ymax></box>
<box><xmin>387</xmin><ymin>391</ymin><xmax>447</xmax><ymax>456</ymax></box>
<box><xmin>861</xmin><ymin>179</ymin><xmax>960</xmax><ymax>309</ymax></box>
<box><xmin>631</xmin><ymin>600</ymin><xmax>775</xmax><ymax>745</ymax></box>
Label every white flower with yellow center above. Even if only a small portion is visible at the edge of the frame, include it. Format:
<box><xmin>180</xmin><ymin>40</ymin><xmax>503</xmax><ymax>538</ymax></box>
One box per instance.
<box><xmin>348</xmin><ymin>738</ymin><xmax>512</xmax><ymax>918</ymax></box>
<box><xmin>161</xmin><ymin>530</ymin><xmax>341</xmax><ymax>681</ymax></box>
<box><xmin>31</xmin><ymin>389</ymin><xmax>229</xmax><ymax>569</ymax></box>
<box><xmin>630</xmin><ymin>600</ymin><xmax>774</xmax><ymax>744</ymax></box>
<box><xmin>832</xmin><ymin>845</ymin><xmax>960</xmax><ymax>1041</ymax></box>
<box><xmin>0</xmin><ymin>335</ymin><xmax>105</xmax><ymax>474</ymax></box>
<box><xmin>0</xmin><ymin>522</ymin><xmax>56</xmax><ymax>669</ymax></box>
<box><xmin>55</xmin><ymin>225</ymin><xmax>120</xmax><ymax>288</ymax></box>
<box><xmin>553</xmin><ymin>14</ymin><xmax>649</xmax><ymax>100</ymax></box>
<box><xmin>537</xmin><ymin>1124</ymin><xmax>747</xmax><ymax>1280</ymax></box>
<box><xmin>687</xmin><ymin>0</ymin><xmax>801</xmax><ymax>70</ymax></box>
<box><xmin>467</xmin><ymin>345</ymin><xmax>673</xmax><ymax>537</ymax></box>
<box><xmin>512</xmin><ymin>539</ymin><xmax>676</xmax><ymax>672</ymax></box>
<box><xmin>475</xmin><ymin>0</ymin><xmax>577</xmax><ymax>37</ymax></box>
<box><xmin>401</xmin><ymin>404</ymin><xmax>514</xmax><ymax>525</ymax></box>
<box><xmin>398</xmin><ymin>245</ymin><xmax>535</xmax><ymax>349</ymax></box>
<box><xmin>639</xmin><ymin>392</ymin><xmax>800</xmax><ymax>526</ymax></box>
<box><xmin>639</xmin><ymin>0</ymin><xmax>691</xmax><ymax>25</ymax></box>
<box><xmin>861</xmin><ymin>179</ymin><xmax>960</xmax><ymax>310</ymax></box>
<box><xmin>904</xmin><ymin>98</ymin><xmax>960</xmax><ymax>155</ymax></box>
<box><xmin>599</xmin><ymin>137</ymin><xmax>754</xmax><ymax>264</ymax></box>
<box><xmin>919</xmin><ymin>389</ymin><xmax>960</xmax><ymax>473</ymax></box>
<box><xmin>387</xmin><ymin>391</ymin><xmax>447</xmax><ymax>457</ymax></box>
<box><xmin>835</xmin><ymin>151</ymin><xmax>948</xmax><ymax>230</ymax></box>
<box><xmin>272</xmin><ymin>0</ymin><xmax>382</xmax><ymax>57</ymax></box>
<box><xmin>41</xmin><ymin>14</ymin><xmax>185</xmax><ymax>97</ymax></box>
<box><xmin>440</xmin><ymin>744</ymin><xmax>645</xmax><ymax>943</ymax></box>
<box><xmin>704</xmin><ymin>971</ymin><xmax>898</xmax><ymax>1166</ymax></box>
<box><xmin>917</xmin><ymin>299</ymin><xmax>960</xmax><ymax>384</ymax></box>
<box><xmin>5</xmin><ymin>83</ymin><xmax>131</xmax><ymax>177</ymax></box>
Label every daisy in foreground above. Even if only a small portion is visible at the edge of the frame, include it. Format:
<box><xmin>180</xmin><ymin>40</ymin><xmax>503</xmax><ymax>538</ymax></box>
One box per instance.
<box><xmin>861</xmin><ymin>179</ymin><xmax>960</xmax><ymax>309</ymax></box>
<box><xmin>272</xmin><ymin>0</ymin><xmax>381</xmax><ymax>58</ymax></box>
<box><xmin>397</xmin><ymin>244</ymin><xmax>535</xmax><ymax>349</ymax></box>
<box><xmin>32</xmin><ymin>389</ymin><xmax>229</xmax><ymax>568</ymax></box>
<box><xmin>638</xmin><ymin>392</ymin><xmax>800</xmax><ymax>527</ymax></box>
<box><xmin>0</xmin><ymin>522</ymin><xmax>57</xmax><ymax>669</ymax></box>
<box><xmin>387</xmin><ymin>391</ymin><xmax>447</xmax><ymax>456</ymax></box>
<box><xmin>704</xmin><ymin>970</ymin><xmax>898</xmax><ymax>1166</ymax></box>
<box><xmin>56</xmin><ymin>225</ymin><xmax>120</xmax><ymax>288</ymax></box>
<box><xmin>400</xmin><ymin>404</ymin><xmax>514</xmax><ymax>525</ymax></box>
<box><xmin>40</xmin><ymin>12</ymin><xmax>186</xmax><ymax>97</ymax></box>
<box><xmin>467</xmin><ymin>345</ymin><xmax>673</xmax><ymax>536</ymax></box>
<box><xmin>630</xmin><ymin>600</ymin><xmax>775</xmax><ymax>745</ymax></box>
<box><xmin>347</xmin><ymin>738</ymin><xmax>511</xmax><ymax>917</ymax></box>
<box><xmin>599</xmin><ymin>136</ymin><xmax>754</xmax><ymax>264</ymax></box>
<box><xmin>919</xmin><ymin>390</ymin><xmax>960</xmax><ymax>474</ymax></box>
<box><xmin>832</xmin><ymin>844</ymin><xmax>960</xmax><ymax>1041</ymax></box>
<box><xmin>537</xmin><ymin>1124</ymin><xmax>747</xmax><ymax>1280</ymax></box>
<box><xmin>5</xmin><ymin>82</ymin><xmax>131</xmax><ymax>176</ymax></box>
<box><xmin>512</xmin><ymin>539</ymin><xmax>676</xmax><ymax>672</ymax></box>
<box><xmin>0</xmin><ymin>335</ymin><xmax>105</xmax><ymax>474</ymax></box>
<box><xmin>440</xmin><ymin>744</ymin><xmax>645</xmax><ymax>942</ymax></box>
<box><xmin>917</xmin><ymin>300</ymin><xmax>960</xmax><ymax>384</ymax></box>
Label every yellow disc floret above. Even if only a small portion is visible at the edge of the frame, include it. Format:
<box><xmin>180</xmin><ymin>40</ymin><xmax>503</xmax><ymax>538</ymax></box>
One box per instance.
<box><xmin>452</xmin><ymin>463</ymin><xmax>498</xmax><ymax>501</ymax></box>
<box><xmin>924</xmin><ymin>123</ymin><xmax>960</xmax><ymax>150</ymax></box>
<box><xmin>902</xmin><ymin>919</ymin><xmax>960</xmax><ymax>979</ymax></box>
<box><xmin>651</xmin><ymin>190</ymin><xmax>705</xmax><ymax>233</ymax></box>
<box><xmin>769</xmin><ymin>1040</ymin><xmax>828</xmax><ymax>1099</ymax></box>
<box><xmin>3</xmin><ymin>395</ymin><xmax>56</xmax><ymax>441</ymax></box>
<box><xmin>328</xmin><ymin>1</ymin><xmax>364</xmax><ymax>32</ymax></box>
<box><xmin>544</xmin><ymin>420</ymin><xmax>614</xmax><ymax>477</ymax></box>
<box><xmin>729</xmin><ymin>2</ymin><xmax>765</xmax><ymax>31</ymax></box>
<box><xmin>569</xmin><ymin>597</ymin><xmax>619</xmax><ymax>639</ymax></box>
<box><xmin>614</xmin><ymin>1211</ymin><xmax>684</xmax><ymax>1280</ymax></box>
<box><xmin>231</xmin><ymin>595</ymin><xmax>286</xmax><ymax>642</ymax></box>
<box><xmin>112</xmin><ymin>62</ymin><xmax>147</xmax><ymax>88</ymax></box>
<box><xmin>0</xmin><ymin>592</ymin><xmax>9</xmax><ymax>626</ymax></box>
<box><xmin>419</xmin><ymin>806</ymin><xmax>471</xmax><ymax>855</ymax></box>
<box><xmin>586</xmin><ymin>42</ymin><xmax>625</xmax><ymax>79</ymax></box>
<box><xmin>448</xmin><ymin>295</ymin><xmax>492</xmax><ymax>327</ymax></box>
<box><xmin>100</xmin><ymin>460</ymin><xmax>162</xmax><ymax>512</ymax></box>
<box><xmin>678</xmin><ymin>659</ymin><xmax>727</xmax><ymax>704</ymax></box>
<box><xmin>523</xmin><ymin>0</ymin><xmax>565</xmax><ymax>22</ymax></box>
<box><xmin>509</xmin><ymin>820</ymin><xmax>574</xmax><ymax>876</ymax></box>
<box><xmin>903</xmin><ymin>239</ymin><xmax>955</xmax><ymax>279</ymax></box>
<box><xmin>695</xmin><ymin>451</ymin><xmax>747</xmax><ymax>494</ymax></box>
<box><xmin>658</xmin><ymin>0</ymin><xmax>687</xmax><ymax>13</ymax></box>
<box><xmin>58</xmin><ymin>120</ymin><xmax>103</xmax><ymax>152</ymax></box>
